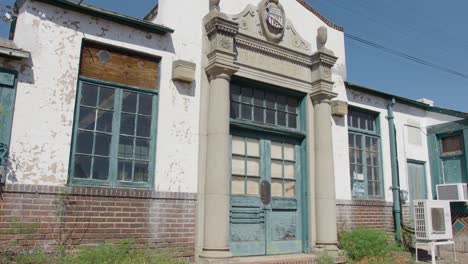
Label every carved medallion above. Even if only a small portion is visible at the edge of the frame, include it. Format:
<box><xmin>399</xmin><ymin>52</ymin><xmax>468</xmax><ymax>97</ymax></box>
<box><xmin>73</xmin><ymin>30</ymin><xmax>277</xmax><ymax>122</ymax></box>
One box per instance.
<box><xmin>259</xmin><ymin>0</ymin><xmax>286</xmax><ymax>43</ymax></box>
<box><xmin>266</xmin><ymin>3</ymin><xmax>283</xmax><ymax>29</ymax></box>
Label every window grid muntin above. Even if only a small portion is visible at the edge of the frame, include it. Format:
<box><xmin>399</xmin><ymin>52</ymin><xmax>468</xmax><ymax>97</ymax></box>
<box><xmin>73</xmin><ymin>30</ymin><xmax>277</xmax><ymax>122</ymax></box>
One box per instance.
<box><xmin>71</xmin><ymin>79</ymin><xmax>157</xmax><ymax>188</ymax></box>
<box><xmin>230</xmin><ymin>84</ymin><xmax>299</xmax><ymax>130</ymax></box>
<box><xmin>349</xmin><ymin>132</ymin><xmax>382</xmax><ymax>199</ymax></box>
<box><xmin>117</xmin><ymin>92</ymin><xmax>152</xmax><ymax>183</ymax></box>
<box><xmin>74</xmin><ymin>84</ymin><xmax>115</xmax><ymax>181</ymax></box>
<box><xmin>271</xmin><ymin>142</ymin><xmax>296</xmax><ymax>198</ymax></box>
<box><xmin>348</xmin><ymin>109</ymin><xmax>382</xmax><ymax>199</ymax></box>
<box><xmin>348</xmin><ymin>109</ymin><xmax>377</xmax><ymax>134</ymax></box>
<box><xmin>231</xmin><ymin>136</ymin><xmax>261</xmax><ymax>196</ymax></box>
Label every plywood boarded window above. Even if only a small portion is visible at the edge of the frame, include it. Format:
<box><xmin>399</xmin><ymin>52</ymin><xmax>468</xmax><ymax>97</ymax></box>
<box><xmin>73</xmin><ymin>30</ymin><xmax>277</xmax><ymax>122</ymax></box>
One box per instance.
<box><xmin>441</xmin><ymin>135</ymin><xmax>463</xmax><ymax>155</ymax></box>
<box><xmin>80</xmin><ymin>42</ymin><xmax>159</xmax><ymax>90</ymax></box>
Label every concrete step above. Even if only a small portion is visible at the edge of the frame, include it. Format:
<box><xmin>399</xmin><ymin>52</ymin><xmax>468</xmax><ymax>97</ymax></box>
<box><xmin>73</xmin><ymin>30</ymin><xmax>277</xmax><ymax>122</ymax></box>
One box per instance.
<box><xmin>231</xmin><ymin>254</ymin><xmax>318</xmax><ymax>264</ymax></box>
<box><xmin>198</xmin><ymin>253</ymin><xmax>347</xmax><ymax>264</ymax></box>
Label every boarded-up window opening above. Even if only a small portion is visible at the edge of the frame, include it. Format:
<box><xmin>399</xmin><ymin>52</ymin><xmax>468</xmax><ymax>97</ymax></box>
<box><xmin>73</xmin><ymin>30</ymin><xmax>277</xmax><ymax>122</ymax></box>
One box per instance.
<box><xmin>80</xmin><ymin>42</ymin><xmax>159</xmax><ymax>90</ymax></box>
<box><xmin>441</xmin><ymin>135</ymin><xmax>463</xmax><ymax>155</ymax></box>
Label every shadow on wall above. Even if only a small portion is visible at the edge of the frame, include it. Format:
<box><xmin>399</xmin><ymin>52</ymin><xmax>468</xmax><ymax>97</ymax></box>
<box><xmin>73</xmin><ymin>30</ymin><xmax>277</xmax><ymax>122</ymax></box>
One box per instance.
<box><xmin>174</xmin><ymin>80</ymin><xmax>196</xmax><ymax>97</ymax></box>
<box><xmin>0</xmin><ymin>58</ymin><xmax>35</xmax><ymax>85</ymax></box>
<box><xmin>25</xmin><ymin>2</ymin><xmax>176</xmax><ymax>55</ymax></box>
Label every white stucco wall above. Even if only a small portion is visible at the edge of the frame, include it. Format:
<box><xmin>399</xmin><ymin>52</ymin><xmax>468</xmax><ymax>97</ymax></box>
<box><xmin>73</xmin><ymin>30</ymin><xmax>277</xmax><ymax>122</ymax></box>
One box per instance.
<box><xmin>5</xmin><ymin>0</ymin><xmax>200</xmax><ymax>192</ymax></box>
<box><xmin>333</xmin><ymin>88</ymin><xmax>462</xmax><ymax>202</ymax></box>
<box><xmin>6</xmin><ymin>0</ymin><xmax>462</xmax><ymax>205</ymax></box>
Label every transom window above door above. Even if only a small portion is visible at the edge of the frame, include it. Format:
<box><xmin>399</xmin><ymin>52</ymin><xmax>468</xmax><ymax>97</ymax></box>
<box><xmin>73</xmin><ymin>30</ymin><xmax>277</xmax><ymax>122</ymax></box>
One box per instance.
<box><xmin>230</xmin><ymin>83</ymin><xmax>300</xmax><ymax>130</ymax></box>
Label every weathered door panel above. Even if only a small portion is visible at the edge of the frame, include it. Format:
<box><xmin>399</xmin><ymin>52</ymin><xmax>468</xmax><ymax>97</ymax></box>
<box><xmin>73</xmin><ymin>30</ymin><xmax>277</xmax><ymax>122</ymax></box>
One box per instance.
<box><xmin>266</xmin><ymin>198</ymin><xmax>302</xmax><ymax>254</ymax></box>
<box><xmin>230</xmin><ymin>196</ymin><xmax>266</xmax><ymax>256</ymax></box>
<box><xmin>0</xmin><ymin>70</ymin><xmax>17</xmax><ymax>182</ymax></box>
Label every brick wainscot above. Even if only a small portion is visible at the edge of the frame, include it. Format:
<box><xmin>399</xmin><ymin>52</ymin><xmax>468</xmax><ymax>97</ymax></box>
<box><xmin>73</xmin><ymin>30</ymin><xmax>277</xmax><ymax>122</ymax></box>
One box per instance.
<box><xmin>0</xmin><ymin>184</ymin><xmax>197</xmax><ymax>260</ymax></box>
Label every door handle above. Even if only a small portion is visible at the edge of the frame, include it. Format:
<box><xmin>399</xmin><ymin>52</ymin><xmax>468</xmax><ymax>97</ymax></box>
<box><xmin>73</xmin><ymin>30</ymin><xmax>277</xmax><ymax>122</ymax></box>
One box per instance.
<box><xmin>260</xmin><ymin>180</ymin><xmax>271</xmax><ymax>205</ymax></box>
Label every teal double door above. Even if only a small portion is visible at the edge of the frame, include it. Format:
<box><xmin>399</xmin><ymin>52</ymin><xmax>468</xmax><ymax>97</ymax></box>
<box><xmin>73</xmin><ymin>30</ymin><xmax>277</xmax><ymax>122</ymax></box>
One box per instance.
<box><xmin>229</xmin><ymin>132</ymin><xmax>304</xmax><ymax>256</ymax></box>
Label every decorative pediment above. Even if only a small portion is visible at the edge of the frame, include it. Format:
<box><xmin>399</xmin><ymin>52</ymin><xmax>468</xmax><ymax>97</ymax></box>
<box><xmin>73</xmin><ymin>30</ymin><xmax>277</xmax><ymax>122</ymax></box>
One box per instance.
<box><xmin>231</xmin><ymin>1</ymin><xmax>311</xmax><ymax>55</ymax></box>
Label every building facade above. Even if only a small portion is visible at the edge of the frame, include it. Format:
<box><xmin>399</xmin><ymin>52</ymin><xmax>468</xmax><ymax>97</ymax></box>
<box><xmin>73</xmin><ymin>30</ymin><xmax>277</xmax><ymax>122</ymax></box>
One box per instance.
<box><xmin>0</xmin><ymin>0</ymin><xmax>467</xmax><ymax>262</ymax></box>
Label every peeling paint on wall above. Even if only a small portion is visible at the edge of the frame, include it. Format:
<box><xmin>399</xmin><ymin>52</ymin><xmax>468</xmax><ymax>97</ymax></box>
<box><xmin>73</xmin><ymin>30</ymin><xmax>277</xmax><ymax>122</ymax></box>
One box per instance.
<box><xmin>8</xmin><ymin>0</ymin><xmax>200</xmax><ymax>192</ymax></box>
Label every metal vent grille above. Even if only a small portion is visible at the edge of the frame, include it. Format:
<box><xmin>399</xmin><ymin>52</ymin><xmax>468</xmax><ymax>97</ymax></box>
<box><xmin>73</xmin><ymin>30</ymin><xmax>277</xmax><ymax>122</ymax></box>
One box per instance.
<box><xmin>414</xmin><ymin>201</ymin><xmax>427</xmax><ymax>239</ymax></box>
<box><xmin>437</xmin><ymin>185</ymin><xmax>460</xmax><ymax>200</ymax></box>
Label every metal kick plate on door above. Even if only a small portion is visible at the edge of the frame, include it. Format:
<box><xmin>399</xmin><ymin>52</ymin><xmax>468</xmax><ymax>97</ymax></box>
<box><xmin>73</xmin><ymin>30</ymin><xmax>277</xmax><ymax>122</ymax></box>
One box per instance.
<box><xmin>260</xmin><ymin>180</ymin><xmax>271</xmax><ymax>205</ymax></box>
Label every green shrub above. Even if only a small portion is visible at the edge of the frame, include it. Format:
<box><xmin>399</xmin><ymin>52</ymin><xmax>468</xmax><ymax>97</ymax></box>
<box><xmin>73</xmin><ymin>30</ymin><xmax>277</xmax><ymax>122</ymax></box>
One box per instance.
<box><xmin>339</xmin><ymin>228</ymin><xmax>393</xmax><ymax>261</ymax></box>
<box><xmin>317</xmin><ymin>253</ymin><xmax>335</xmax><ymax>264</ymax></box>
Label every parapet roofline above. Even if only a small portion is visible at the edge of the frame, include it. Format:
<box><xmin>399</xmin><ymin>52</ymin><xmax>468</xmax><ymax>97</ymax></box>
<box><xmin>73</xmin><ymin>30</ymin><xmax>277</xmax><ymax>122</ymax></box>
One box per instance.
<box><xmin>19</xmin><ymin>0</ymin><xmax>174</xmax><ymax>35</ymax></box>
<box><xmin>295</xmin><ymin>0</ymin><xmax>344</xmax><ymax>32</ymax></box>
<box><xmin>346</xmin><ymin>81</ymin><xmax>467</xmax><ymax>118</ymax></box>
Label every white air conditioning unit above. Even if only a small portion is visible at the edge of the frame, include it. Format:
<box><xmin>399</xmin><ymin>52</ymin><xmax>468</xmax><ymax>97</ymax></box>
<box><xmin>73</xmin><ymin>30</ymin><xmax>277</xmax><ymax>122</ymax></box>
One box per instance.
<box><xmin>436</xmin><ymin>183</ymin><xmax>468</xmax><ymax>201</ymax></box>
<box><xmin>414</xmin><ymin>200</ymin><xmax>452</xmax><ymax>241</ymax></box>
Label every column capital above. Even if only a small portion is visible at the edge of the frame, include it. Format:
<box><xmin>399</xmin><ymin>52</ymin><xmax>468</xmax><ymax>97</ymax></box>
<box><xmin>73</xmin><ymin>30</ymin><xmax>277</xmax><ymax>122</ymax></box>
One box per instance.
<box><xmin>310</xmin><ymin>90</ymin><xmax>338</xmax><ymax>106</ymax></box>
<box><xmin>309</xmin><ymin>50</ymin><xmax>338</xmax><ymax>102</ymax></box>
<box><xmin>204</xmin><ymin>11</ymin><xmax>239</xmax><ymax>82</ymax></box>
<box><xmin>204</xmin><ymin>13</ymin><xmax>239</xmax><ymax>38</ymax></box>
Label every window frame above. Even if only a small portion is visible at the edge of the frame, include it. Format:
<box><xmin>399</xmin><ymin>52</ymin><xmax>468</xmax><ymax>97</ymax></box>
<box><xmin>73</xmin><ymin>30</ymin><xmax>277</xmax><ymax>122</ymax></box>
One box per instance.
<box><xmin>230</xmin><ymin>80</ymin><xmax>302</xmax><ymax>132</ymax></box>
<box><xmin>347</xmin><ymin>107</ymin><xmax>384</xmax><ymax>200</ymax></box>
<box><xmin>68</xmin><ymin>77</ymin><xmax>159</xmax><ymax>189</ymax></box>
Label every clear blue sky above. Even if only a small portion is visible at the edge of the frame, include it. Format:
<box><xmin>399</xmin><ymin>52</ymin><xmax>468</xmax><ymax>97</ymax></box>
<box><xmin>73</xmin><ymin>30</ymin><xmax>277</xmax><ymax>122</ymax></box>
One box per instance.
<box><xmin>1</xmin><ymin>0</ymin><xmax>467</xmax><ymax>112</ymax></box>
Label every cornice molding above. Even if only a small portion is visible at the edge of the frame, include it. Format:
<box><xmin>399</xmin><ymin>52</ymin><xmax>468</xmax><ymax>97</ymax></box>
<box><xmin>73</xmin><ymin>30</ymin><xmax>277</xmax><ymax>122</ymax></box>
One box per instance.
<box><xmin>236</xmin><ymin>34</ymin><xmax>312</xmax><ymax>66</ymax></box>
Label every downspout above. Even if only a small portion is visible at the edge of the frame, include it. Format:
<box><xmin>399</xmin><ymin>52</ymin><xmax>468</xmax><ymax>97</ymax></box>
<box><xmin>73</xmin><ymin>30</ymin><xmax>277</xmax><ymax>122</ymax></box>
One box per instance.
<box><xmin>387</xmin><ymin>97</ymin><xmax>402</xmax><ymax>243</ymax></box>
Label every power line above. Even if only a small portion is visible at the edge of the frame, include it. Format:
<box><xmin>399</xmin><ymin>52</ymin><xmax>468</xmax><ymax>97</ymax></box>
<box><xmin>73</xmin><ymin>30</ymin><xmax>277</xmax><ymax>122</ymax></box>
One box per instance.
<box><xmin>345</xmin><ymin>33</ymin><xmax>468</xmax><ymax>80</ymax></box>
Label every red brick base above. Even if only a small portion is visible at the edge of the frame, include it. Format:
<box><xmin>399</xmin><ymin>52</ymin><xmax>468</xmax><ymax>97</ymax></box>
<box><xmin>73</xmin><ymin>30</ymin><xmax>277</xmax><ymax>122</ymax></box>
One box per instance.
<box><xmin>336</xmin><ymin>199</ymin><xmax>395</xmax><ymax>232</ymax></box>
<box><xmin>0</xmin><ymin>184</ymin><xmax>196</xmax><ymax>259</ymax></box>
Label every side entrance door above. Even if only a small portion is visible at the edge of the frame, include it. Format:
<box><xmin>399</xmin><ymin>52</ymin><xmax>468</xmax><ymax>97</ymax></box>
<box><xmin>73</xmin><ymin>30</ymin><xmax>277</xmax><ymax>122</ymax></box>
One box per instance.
<box><xmin>230</xmin><ymin>134</ymin><xmax>303</xmax><ymax>256</ymax></box>
<box><xmin>407</xmin><ymin>160</ymin><xmax>428</xmax><ymax>224</ymax></box>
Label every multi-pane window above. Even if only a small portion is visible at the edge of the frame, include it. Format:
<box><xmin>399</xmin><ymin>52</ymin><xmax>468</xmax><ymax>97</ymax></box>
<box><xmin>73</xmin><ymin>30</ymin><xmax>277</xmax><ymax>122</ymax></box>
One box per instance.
<box><xmin>231</xmin><ymin>136</ymin><xmax>261</xmax><ymax>196</ymax></box>
<box><xmin>230</xmin><ymin>137</ymin><xmax>297</xmax><ymax>198</ymax></box>
<box><xmin>230</xmin><ymin>84</ymin><xmax>299</xmax><ymax>129</ymax></box>
<box><xmin>72</xmin><ymin>82</ymin><xmax>157</xmax><ymax>187</ymax></box>
<box><xmin>348</xmin><ymin>109</ymin><xmax>383</xmax><ymax>199</ymax></box>
<box><xmin>270</xmin><ymin>142</ymin><xmax>296</xmax><ymax>198</ymax></box>
<box><xmin>70</xmin><ymin>42</ymin><xmax>159</xmax><ymax>188</ymax></box>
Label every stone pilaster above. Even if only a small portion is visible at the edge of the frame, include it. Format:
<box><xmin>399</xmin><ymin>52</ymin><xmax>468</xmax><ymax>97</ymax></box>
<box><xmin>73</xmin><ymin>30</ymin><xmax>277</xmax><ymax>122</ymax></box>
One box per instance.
<box><xmin>200</xmin><ymin>12</ymin><xmax>239</xmax><ymax>262</ymax></box>
<box><xmin>309</xmin><ymin>48</ymin><xmax>339</xmax><ymax>251</ymax></box>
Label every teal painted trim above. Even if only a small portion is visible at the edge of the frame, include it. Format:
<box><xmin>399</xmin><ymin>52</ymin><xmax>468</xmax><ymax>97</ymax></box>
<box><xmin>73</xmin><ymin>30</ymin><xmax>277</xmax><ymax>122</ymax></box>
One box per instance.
<box><xmin>464</xmin><ymin>128</ymin><xmax>468</xmax><ymax>182</ymax></box>
<box><xmin>376</xmin><ymin>112</ymin><xmax>386</xmax><ymax>200</ymax></box>
<box><xmin>346</xmin><ymin>82</ymin><xmax>466</xmax><ymax>118</ymax></box>
<box><xmin>387</xmin><ymin>98</ymin><xmax>402</xmax><ymax>243</ymax></box>
<box><xmin>230</xmin><ymin>119</ymin><xmax>306</xmax><ymax>140</ymax></box>
<box><xmin>427</xmin><ymin>119</ymin><xmax>468</xmax><ymax>135</ymax></box>
<box><xmin>298</xmin><ymin>97</ymin><xmax>309</xmax><ymax>253</ymax></box>
<box><xmin>428</xmin><ymin>134</ymin><xmax>441</xmax><ymax>199</ymax></box>
<box><xmin>0</xmin><ymin>68</ymin><xmax>18</xmax><ymax>183</ymax></box>
<box><xmin>79</xmin><ymin>77</ymin><xmax>159</xmax><ymax>95</ymax></box>
<box><xmin>22</xmin><ymin>0</ymin><xmax>174</xmax><ymax>35</ymax></box>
